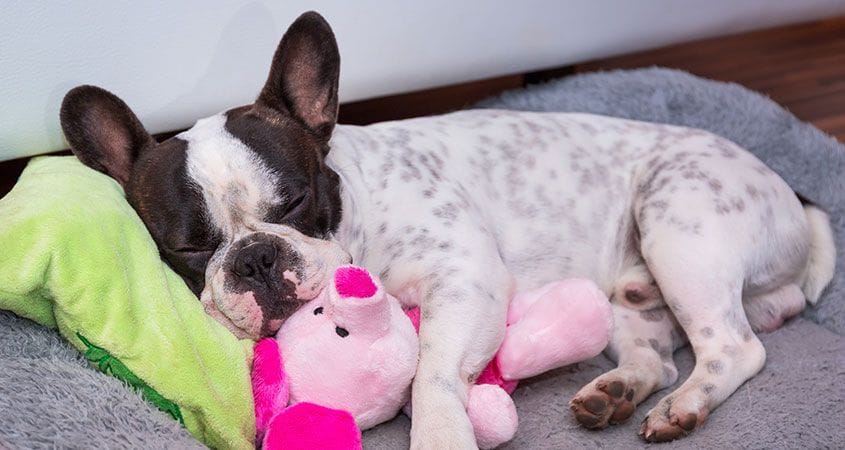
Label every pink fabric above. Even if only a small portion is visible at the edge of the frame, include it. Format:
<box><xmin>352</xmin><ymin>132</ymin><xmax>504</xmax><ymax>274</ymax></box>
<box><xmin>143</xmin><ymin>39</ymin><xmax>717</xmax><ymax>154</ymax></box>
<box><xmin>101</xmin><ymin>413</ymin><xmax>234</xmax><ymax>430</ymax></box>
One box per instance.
<box><xmin>274</xmin><ymin>267</ymin><xmax>419</xmax><ymax>430</ymax></box>
<box><xmin>263</xmin><ymin>402</ymin><xmax>362</xmax><ymax>450</ymax></box>
<box><xmin>253</xmin><ymin>265</ymin><xmax>610</xmax><ymax>449</ymax></box>
<box><xmin>497</xmin><ymin>278</ymin><xmax>612</xmax><ymax>380</ymax></box>
<box><xmin>476</xmin><ymin>357</ymin><xmax>519</xmax><ymax>395</ymax></box>
<box><xmin>252</xmin><ymin>338</ymin><xmax>290</xmax><ymax>440</ymax></box>
<box><xmin>467</xmin><ymin>384</ymin><xmax>518</xmax><ymax>449</ymax></box>
<box><xmin>470</xmin><ymin>279</ymin><xmax>610</xmax><ymax>447</ymax></box>
<box><xmin>405</xmin><ymin>307</ymin><xmax>421</xmax><ymax>333</ymax></box>
<box><xmin>334</xmin><ymin>266</ymin><xmax>377</xmax><ymax>299</ymax></box>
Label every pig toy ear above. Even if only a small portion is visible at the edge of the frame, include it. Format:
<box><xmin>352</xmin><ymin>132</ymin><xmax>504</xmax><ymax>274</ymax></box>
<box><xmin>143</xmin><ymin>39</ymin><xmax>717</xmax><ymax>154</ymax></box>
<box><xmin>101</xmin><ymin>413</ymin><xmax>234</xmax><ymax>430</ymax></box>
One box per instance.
<box><xmin>252</xmin><ymin>339</ymin><xmax>290</xmax><ymax>440</ymax></box>
<box><xmin>328</xmin><ymin>266</ymin><xmax>391</xmax><ymax>338</ymax></box>
<box><xmin>263</xmin><ymin>402</ymin><xmax>362</xmax><ymax>450</ymax></box>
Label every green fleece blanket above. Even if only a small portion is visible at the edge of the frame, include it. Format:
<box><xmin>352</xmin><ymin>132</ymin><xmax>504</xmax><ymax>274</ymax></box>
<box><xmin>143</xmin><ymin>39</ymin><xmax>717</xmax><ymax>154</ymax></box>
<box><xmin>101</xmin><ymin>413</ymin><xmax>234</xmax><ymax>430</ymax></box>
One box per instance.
<box><xmin>0</xmin><ymin>156</ymin><xmax>254</xmax><ymax>449</ymax></box>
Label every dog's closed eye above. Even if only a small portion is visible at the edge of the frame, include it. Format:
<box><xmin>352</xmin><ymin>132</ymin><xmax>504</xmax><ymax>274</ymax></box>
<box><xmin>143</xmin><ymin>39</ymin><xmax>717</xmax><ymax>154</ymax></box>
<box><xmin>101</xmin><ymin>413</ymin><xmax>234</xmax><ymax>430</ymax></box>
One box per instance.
<box><xmin>282</xmin><ymin>194</ymin><xmax>307</xmax><ymax>219</ymax></box>
<box><xmin>174</xmin><ymin>247</ymin><xmax>214</xmax><ymax>255</ymax></box>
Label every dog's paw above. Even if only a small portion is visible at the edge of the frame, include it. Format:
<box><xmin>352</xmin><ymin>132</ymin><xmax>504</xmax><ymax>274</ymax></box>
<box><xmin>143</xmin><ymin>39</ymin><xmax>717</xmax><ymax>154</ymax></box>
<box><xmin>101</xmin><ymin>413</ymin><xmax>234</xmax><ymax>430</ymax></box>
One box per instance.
<box><xmin>639</xmin><ymin>394</ymin><xmax>708</xmax><ymax>442</ymax></box>
<box><xmin>570</xmin><ymin>378</ymin><xmax>636</xmax><ymax>429</ymax></box>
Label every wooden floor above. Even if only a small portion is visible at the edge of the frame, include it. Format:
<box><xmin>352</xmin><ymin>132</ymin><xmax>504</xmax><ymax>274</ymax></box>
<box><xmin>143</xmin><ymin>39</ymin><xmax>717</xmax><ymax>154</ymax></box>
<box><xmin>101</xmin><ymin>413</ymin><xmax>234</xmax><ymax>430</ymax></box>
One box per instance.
<box><xmin>2</xmin><ymin>16</ymin><xmax>844</xmax><ymax>197</ymax></box>
<box><xmin>574</xmin><ymin>16</ymin><xmax>845</xmax><ymax>142</ymax></box>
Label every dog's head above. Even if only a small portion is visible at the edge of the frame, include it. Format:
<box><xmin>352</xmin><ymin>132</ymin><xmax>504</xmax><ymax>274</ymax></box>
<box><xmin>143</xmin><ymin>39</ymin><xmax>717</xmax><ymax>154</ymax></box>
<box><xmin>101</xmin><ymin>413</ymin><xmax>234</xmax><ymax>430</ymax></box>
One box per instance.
<box><xmin>59</xmin><ymin>12</ymin><xmax>350</xmax><ymax>339</ymax></box>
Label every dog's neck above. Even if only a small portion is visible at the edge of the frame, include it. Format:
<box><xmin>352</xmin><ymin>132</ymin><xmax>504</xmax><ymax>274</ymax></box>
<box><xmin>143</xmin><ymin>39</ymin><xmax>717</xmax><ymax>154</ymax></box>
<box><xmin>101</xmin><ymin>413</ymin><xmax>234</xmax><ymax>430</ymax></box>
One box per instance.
<box><xmin>325</xmin><ymin>125</ymin><xmax>372</xmax><ymax>263</ymax></box>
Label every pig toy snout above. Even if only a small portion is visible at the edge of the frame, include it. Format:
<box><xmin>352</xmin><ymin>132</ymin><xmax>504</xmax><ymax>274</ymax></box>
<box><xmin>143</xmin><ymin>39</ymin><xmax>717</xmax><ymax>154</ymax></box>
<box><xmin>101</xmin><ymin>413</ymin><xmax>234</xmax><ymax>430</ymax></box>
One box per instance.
<box><xmin>328</xmin><ymin>265</ymin><xmax>391</xmax><ymax>339</ymax></box>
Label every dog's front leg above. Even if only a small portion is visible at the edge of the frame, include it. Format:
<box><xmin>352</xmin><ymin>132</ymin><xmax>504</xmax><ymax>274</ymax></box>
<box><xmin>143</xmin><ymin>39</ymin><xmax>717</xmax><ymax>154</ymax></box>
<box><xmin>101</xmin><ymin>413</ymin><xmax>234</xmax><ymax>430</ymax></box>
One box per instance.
<box><xmin>409</xmin><ymin>256</ymin><xmax>513</xmax><ymax>450</ymax></box>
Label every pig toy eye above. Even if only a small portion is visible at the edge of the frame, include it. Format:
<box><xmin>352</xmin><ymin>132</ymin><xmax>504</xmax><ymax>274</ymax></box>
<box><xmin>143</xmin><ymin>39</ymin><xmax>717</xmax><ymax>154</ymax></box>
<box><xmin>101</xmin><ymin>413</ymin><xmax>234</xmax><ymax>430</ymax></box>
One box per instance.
<box><xmin>335</xmin><ymin>326</ymin><xmax>349</xmax><ymax>338</ymax></box>
<box><xmin>313</xmin><ymin>307</ymin><xmax>324</xmax><ymax>315</ymax></box>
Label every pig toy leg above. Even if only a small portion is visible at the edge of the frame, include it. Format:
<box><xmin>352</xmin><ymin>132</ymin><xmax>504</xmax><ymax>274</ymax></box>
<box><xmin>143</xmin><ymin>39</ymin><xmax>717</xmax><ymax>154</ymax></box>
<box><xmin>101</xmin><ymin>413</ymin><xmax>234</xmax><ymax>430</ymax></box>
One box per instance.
<box><xmin>496</xmin><ymin>279</ymin><xmax>613</xmax><ymax>380</ymax></box>
<box><xmin>466</xmin><ymin>384</ymin><xmax>518</xmax><ymax>449</ymax></box>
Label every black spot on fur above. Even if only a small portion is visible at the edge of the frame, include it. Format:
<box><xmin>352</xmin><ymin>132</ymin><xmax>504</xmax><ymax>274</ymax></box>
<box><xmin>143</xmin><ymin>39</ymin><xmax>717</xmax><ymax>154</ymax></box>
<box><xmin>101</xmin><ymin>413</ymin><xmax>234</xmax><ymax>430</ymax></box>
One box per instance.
<box><xmin>640</xmin><ymin>309</ymin><xmax>666</xmax><ymax>322</ymax></box>
<box><xmin>722</xmin><ymin>345</ymin><xmax>739</xmax><ymax>357</ymax></box>
<box><xmin>746</xmin><ymin>184</ymin><xmax>760</xmax><ymax>199</ymax></box>
<box><xmin>706</xmin><ymin>360</ymin><xmax>724</xmax><ymax>375</ymax></box>
<box><xmin>433</xmin><ymin>203</ymin><xmax>460</xmax><ymax>221</ymax></box>
<box><xmin>708</xmin><ymin>179</ymin><xmax>723</xmax><ymax>193</ymax></box>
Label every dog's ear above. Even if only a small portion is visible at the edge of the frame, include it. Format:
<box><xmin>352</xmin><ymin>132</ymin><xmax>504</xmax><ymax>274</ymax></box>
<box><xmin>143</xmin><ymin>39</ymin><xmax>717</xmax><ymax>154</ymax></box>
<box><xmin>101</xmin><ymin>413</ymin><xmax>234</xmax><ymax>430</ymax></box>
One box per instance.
<box><xmin>257</xmin><ymin>11</ymin><xmax>340</xmax><ymax>141</ymax></box>
<box><xmin>60</xmin><ymin>85</ymin><xmax>155</xmax><ymax>187</ymax></box>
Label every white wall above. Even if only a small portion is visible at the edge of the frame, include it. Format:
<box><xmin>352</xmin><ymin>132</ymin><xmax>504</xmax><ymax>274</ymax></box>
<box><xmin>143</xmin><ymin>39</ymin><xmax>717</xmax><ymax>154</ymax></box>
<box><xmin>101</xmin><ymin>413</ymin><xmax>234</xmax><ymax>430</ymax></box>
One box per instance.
<box><xmin>2</xmin><ymin>1</ymin><xmax>844</xmax><ymax>161</ymax></box>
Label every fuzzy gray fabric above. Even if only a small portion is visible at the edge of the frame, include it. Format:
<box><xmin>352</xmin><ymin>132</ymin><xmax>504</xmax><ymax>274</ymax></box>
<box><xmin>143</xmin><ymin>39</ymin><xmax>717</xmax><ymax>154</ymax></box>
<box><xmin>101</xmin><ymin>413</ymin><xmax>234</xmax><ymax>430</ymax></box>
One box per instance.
<box><xmin>1</xmin><ymin>68</ymin><xmax>842</xmax><ymax>449</ymax></box>
<box><xmin>0</xmin><ymin>311</ymin><xmax>203</xmax><ymax>449</ymax></box>
<box><xmin>364</xmin><ymin>318</ymin><xmax>844</xmax><ymax>449</ymax></box>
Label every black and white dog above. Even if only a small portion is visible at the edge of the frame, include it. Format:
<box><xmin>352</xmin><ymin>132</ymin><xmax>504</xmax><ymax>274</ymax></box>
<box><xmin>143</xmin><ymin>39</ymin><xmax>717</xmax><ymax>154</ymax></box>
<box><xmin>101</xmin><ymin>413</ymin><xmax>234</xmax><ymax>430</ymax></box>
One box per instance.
<box><xmin>60</xmin><ymin>12</ymin><xmax>834</xmax><ymax>446</ymax></box>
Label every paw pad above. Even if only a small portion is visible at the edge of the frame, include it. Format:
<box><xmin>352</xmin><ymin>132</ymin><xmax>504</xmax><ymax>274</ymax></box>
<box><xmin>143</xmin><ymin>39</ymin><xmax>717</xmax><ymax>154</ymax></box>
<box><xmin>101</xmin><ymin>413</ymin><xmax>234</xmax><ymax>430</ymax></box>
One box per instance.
<box><xmin>639</xmin><ymin>407</ymin><xmax>705</xmax><ymax>442</ymax></box>
<box><xmin>570</xmin><ymin>379</ymin><xmax>637</xmax><ymax>429</ymax></box>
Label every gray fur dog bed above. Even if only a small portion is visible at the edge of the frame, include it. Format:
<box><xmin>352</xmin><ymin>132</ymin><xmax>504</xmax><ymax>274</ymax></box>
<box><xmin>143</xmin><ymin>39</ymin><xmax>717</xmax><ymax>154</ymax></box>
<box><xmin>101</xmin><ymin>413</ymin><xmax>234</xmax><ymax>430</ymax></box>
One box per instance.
<box><xmin>1</xmin><ymin>68</ymin><xmax>842</xmax><ymax>449</ymax></box>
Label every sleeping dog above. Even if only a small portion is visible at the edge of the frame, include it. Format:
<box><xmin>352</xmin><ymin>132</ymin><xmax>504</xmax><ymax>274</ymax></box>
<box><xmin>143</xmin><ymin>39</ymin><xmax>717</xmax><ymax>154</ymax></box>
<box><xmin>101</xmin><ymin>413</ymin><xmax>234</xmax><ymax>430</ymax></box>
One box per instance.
<box><xmin>60</xmin><ymin>11</ymin><xmax>835</xmax><ymax>446</ymax></box>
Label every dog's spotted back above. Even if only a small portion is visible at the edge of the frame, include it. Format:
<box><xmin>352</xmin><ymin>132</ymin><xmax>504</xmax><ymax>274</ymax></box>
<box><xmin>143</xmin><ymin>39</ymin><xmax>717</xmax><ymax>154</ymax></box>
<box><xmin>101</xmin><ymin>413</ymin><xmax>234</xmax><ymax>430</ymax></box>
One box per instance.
<box><xmin>325</xmin><ymin>108</ymin><xmax>833</xmax><ymax>443</ymax></box>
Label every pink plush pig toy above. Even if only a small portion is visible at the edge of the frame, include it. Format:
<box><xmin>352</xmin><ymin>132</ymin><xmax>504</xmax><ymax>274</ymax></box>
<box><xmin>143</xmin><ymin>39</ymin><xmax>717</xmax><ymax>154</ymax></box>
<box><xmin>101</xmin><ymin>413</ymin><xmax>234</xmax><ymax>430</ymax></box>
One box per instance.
<box><xmin>252</xmin><ymin>266</ymin><xmax>612</xmax><ymax>449</ymax></box>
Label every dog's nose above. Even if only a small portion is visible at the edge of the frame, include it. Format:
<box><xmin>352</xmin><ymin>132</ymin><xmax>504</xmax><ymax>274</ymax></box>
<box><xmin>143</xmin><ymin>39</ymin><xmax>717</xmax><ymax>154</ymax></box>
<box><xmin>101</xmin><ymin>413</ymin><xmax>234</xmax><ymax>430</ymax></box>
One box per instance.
<box><xmin>233</xmin><ymin>242</ymin><xmax>277</xmax><ymax>281</ymax></box>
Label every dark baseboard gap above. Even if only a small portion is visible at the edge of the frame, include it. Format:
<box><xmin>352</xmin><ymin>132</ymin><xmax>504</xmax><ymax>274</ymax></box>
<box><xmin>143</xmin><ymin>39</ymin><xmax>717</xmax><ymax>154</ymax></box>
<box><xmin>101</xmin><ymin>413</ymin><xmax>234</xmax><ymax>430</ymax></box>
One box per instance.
<box><xmin>523</xmin><ymin>65</ymin><xmax>577</xmax><ymax>86</ymax></box>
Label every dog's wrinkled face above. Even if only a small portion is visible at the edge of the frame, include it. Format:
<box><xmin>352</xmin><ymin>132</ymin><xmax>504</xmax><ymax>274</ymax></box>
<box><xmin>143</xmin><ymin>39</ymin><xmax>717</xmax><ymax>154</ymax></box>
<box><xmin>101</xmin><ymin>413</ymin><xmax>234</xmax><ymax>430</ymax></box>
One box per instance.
<box><xmin>59</xmin><ymin>12</ymin><xmax>349</xmax><ymax>339</ymax></box>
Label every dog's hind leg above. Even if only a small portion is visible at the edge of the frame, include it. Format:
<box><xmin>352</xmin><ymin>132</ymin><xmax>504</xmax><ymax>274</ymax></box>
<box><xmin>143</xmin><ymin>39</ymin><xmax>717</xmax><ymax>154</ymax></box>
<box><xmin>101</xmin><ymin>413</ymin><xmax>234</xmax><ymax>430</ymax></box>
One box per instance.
<box><xmin>571</xmin><ymin>303</ymin><xmax>685</xmax><ymax>429</ymax></box>
<box><xmin>637</xmin><ymin>240</ymin><xmax>767</xmax><ymax>442</ymax></box>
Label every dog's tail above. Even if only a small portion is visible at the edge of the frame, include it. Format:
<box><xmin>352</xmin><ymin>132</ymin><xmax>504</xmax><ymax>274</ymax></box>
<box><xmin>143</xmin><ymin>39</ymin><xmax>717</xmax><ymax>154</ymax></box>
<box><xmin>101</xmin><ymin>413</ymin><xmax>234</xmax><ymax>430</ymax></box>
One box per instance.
<box><xmin>800</xmin><ymin>205</ymin><xmax>836</xmax><ymax>304</ymax></box>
